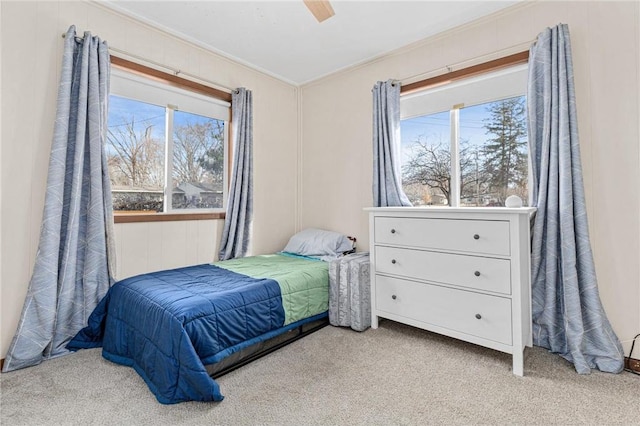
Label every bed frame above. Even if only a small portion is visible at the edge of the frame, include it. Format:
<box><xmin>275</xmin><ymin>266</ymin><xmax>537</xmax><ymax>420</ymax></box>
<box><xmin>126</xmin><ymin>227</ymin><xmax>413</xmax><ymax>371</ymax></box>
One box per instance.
<box><xmin>206</xmin><ymin>316</ymin><xmax>329</xmax><ymax>378</ymax></box>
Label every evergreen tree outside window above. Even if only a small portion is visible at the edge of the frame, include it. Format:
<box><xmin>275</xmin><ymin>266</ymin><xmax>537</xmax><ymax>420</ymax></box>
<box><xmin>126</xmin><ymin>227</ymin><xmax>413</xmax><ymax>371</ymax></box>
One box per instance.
<box><xmin>400</xmin><ymin>65</ymin><xmax>528</xmax><ymax>207</ymax></box>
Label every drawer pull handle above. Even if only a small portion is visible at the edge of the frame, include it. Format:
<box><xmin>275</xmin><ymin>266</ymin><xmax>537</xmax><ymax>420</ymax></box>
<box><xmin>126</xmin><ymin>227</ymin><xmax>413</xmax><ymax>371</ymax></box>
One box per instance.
<box><xmin>475</xmin><ymin>314</ymin><xmax>482</xmax><ymax>320</ymax></box>
<box><xmin>391</xmin><ymin>259</ymin><xmax>397</xmax><ymax>264</ymax></box>
<box><xmin>390</xmin><ymin>229</ymin><xmax>396</xmax><ymax>234</ymax></box>
<box><xmin>392</xmin><ymin>295</ymin><xmax>397</xmax><ymax>300</ymax></box>
<box><xmin>473</xmin><ymin>234</ymin><xmax>480</xmax><ymax>240</ymax></box>
<box><xmin>474</xmin><ymin>271</ymin><xmax>481</xmax><ymax>277</ymax></box>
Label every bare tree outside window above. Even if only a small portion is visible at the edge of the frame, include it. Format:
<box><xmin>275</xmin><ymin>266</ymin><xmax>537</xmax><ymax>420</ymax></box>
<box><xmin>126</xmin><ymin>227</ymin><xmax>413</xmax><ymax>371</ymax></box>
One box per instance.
<box><xmin>401</xmin><ymin>95</ymin><xmax>528</xmax><ymax>207</ymax></box>
<box><xmin>107</xmin><ymin>118</ymin><xmax>164</xmax><ymax>189</ymax></box>
<box><xmin>106</xmin><ymin>95</ymin><xmax>226</xmax><ymax>212</ymax></box>
<box><xmin>402</xmin><ymin>138</ymin><xmax>485</xmax><ymax>205</ymax></box>
<box><xmin>172</xmin><ymin>111</ymin><xmax>225</xmax><ymax>210</ymax></box>
<box><xmin>107</xmin><ymin>97</ymin><xmax>166</xmax><ymax>212</ymax></box>
<box><xmin>402</xmin><ymin>139</ymin><xmax>452</xmax><ymax>204</ymax></box>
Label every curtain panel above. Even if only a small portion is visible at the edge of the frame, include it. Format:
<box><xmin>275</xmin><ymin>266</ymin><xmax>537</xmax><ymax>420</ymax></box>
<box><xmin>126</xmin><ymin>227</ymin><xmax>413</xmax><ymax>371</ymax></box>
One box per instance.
<box><xmin>527</xmin><ymin>24</ymin><xmax>624</xmax><ymax>374</ymax></box>
<box><xmin>219</xmin><ymin>88</ymin><xmax>253</xmax><ymax>260</ymax></box>
<box><xmin>372</xmin><ymin>80</ymin><xmax>412</xmax><ymax>207</ymax></box>
<box><xmin>3</xmin><ymin>26</ymin><xmax>116</xmax><ymax>372</ymax></box>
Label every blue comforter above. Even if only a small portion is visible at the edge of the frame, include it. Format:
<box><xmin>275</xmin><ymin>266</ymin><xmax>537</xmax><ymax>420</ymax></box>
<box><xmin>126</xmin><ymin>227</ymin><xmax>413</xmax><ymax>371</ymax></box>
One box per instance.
<box><xmin>67</xmin><ymin>264</ymin><xmax>285</xmax><ymax>404</ymax></box>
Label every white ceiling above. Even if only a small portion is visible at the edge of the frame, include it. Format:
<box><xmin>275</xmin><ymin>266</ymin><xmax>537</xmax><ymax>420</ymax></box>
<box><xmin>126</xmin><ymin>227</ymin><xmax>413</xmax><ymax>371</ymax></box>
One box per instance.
<box><xmin>104</xmin><ymin>1</ymin><xmax>519</xmax><ymax>85</ymax></box>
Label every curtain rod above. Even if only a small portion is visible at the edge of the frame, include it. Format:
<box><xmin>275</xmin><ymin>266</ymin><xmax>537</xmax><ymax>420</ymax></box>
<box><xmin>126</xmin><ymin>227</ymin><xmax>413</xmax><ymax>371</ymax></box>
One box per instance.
<box><xmin>62</xmin><ymin>33</ymin><xmax>234</xmax><ymax>95</ymax></box>
<box><xmin>400</xmin><ymin>39</ymin><xmax>535</xmax><ymax>90</ymax></box>
<box><xmin>401</xmin><ymin>50</ymin><xmax>529</xmax><ymax>95</ymax></box>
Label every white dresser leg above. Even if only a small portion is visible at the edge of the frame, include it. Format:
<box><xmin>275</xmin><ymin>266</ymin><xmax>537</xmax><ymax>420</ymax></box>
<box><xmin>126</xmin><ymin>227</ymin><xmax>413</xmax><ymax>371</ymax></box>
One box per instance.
<box><xmin>371</xmin><ymin>315</ymin><xmax>379</xmax><ymax>329</ymax></box>
<box><xmin>512</xmin><ymin>350</ymin><xmax>524</xmax><ymax>376</ymax></box>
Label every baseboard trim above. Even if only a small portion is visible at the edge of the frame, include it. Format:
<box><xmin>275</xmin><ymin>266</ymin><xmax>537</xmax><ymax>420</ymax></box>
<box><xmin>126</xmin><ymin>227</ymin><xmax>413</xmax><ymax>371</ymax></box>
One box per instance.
<box><xmin>0</xmin><ymin>357</ymin><xmax>636</xmax><ymax>374</ymax></box>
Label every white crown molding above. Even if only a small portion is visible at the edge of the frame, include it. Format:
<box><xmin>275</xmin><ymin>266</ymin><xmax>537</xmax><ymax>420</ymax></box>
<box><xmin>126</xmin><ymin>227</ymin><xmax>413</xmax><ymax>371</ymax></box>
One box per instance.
<box><xmin>94</xmin><ymin>0</ymin><xmax>299</xmax><ymax>87</ymax></box>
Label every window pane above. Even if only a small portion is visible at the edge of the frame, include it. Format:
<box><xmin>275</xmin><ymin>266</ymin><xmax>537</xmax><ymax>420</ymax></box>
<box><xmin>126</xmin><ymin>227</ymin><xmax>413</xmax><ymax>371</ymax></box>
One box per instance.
<box><xmin>172</xmin><ymin>111</ymin><xmax>225</xmax><ymax>210</ymax></box>
<box><xmin>107</xmin><ymin>95</ymin><xmax>165</xmax><ymax>212</ymax></box>
<box><xmin>400</xmin><ymin>111</ymin><xmax>451</xmax><ymax>206</ymax></box>
<box><xmin>459</xmin><ymin>96</ymin><xmax>528</xmax><ymax>207</ymax></box>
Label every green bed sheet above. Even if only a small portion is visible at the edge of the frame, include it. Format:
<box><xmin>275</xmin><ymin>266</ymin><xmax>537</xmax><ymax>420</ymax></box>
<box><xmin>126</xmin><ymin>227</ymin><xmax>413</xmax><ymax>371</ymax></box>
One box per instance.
<box><xmin>215</xmin><ymin>254</ymin><xmax>329</xmax><ymax>325</ymax></box>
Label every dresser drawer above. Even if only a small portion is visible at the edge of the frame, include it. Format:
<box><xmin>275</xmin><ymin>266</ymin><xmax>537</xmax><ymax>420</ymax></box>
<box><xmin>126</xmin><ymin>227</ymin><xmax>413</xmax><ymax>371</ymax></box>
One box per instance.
<box><xmin>375</xmin><ymin>275</ymin><xmax>512</xmax><ymax>345</ymax></box>
<box><xmin>374</xmin><ymin>217</ymin><xmax>510</xmax><ymax>256</ymax></box>
<box><xmin>375</xmin><ymin>246</ymin><xmax>511</xmax><ymax>294</ymax></box>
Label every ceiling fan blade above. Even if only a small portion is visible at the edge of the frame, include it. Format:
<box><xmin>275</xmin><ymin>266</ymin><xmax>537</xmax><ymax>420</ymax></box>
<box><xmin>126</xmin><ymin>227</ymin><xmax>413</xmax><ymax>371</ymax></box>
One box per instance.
<box><xmin>303</xmin><ymin>0</ymin><xmax>335</xmax><ymax>23</ymax></box>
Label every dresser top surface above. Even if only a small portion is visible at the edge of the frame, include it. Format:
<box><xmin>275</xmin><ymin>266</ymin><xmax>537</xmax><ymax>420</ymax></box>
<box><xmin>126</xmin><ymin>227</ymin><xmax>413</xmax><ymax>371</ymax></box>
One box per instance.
<box><xmin>364</xmin><ymin>206</ymin><xmax>536</xmax><ymax>215</ymax></box>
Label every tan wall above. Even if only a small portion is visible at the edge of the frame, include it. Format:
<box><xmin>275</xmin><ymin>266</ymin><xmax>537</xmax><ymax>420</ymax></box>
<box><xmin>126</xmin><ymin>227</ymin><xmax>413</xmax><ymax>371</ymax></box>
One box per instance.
<box><xmin>0</xmin><ymin>1</ymin><xmax>299</xmax><ymax>357</ymax></box>
<box><xmin>300</xmin><ymin>1</ymin><xmax>640</xmax><ymax>354</ymax></box>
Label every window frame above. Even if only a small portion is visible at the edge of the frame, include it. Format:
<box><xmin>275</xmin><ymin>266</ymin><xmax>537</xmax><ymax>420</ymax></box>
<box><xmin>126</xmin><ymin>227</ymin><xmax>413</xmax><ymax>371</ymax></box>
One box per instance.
<box><xmin>399</xmin><ymin>51</ymin><xmax>529</xmax><ymax>208</ymax></box>
<box><xmin>109</xmin><ymin>56</ymin><xmax>232</xmax><ymax>223</ymax></box>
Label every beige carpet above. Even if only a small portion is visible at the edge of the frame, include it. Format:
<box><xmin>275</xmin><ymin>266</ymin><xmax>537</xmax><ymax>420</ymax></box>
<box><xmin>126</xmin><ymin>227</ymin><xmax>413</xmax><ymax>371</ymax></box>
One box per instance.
<box><xmin>1</xmin><ymin>320</ymin><xmax>638</xmax><ymax>425</ymax></box>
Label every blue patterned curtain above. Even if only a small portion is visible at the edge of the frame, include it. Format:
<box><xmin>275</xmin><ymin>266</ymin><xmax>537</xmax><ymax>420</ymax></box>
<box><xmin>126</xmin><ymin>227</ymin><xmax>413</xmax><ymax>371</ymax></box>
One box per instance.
<box><xmin>3</xmin><ymin>26</ymin><xmax>116</xmax><ymax>372</ymax></box>
<box><xmin>372</xmin><ymin>80</ymin><xmax>412</xmax><ymax>207</ymax></box>
<box><xmin>528</xmin><ymin>24</ymin><xmax>623</xmax><ymax>373</ymax></box>
<box><xmin>219</xmin><ymin>88</ymin><xmax>253</xmax><ymax>260</ymax></box>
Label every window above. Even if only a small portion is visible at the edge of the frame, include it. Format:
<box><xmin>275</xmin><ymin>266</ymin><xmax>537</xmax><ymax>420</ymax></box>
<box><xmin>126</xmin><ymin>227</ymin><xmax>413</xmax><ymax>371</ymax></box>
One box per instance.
<box><xmin>400</xmin><ymin>64</ymin><xmax>528</xmax><ymax>207</ymax></box>
<box><xmin>107</xmin><ymin>66</ymin><xmax>230</xmax><ymax>218</ymax></box>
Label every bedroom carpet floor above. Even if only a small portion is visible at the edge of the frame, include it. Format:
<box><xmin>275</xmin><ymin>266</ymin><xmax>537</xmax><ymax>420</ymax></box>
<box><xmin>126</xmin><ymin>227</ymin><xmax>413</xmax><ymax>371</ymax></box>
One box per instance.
<box><xmin>1</xmin><ymin>320</ymin><xmax>638</xmax><ymax>425</ymax></box>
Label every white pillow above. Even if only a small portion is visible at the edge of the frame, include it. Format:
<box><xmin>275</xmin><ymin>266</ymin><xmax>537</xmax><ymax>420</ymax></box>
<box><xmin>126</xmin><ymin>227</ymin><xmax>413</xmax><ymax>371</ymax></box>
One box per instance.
<box><xmin>282</xmin><ymin>228</ymin><xmax>353</xmax><ymax>258</ymax></box>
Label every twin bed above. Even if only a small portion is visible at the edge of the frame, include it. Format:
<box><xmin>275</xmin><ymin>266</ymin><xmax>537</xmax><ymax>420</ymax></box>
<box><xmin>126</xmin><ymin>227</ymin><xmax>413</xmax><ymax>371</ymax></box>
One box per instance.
<box><xmin>68</xmin><ymin>229</ymin><xmax>354</xmax><ymax>404</ymax></box>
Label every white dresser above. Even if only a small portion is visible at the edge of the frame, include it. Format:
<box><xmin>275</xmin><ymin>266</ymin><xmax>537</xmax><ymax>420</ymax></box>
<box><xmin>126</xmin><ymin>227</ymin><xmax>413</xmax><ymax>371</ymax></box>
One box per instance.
<box><xmin>366</xmin><ymin>207</ymin><xmax>535</xmax><ymax>376</ymax></box>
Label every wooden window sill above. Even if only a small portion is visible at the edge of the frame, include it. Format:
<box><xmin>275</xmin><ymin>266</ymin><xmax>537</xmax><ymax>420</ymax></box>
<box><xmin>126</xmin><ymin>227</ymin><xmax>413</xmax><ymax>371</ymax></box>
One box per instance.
<box><xmin>114</xmin><ymin>212</ymin><xmax>225</xmax><ymax>224</ymax></box>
